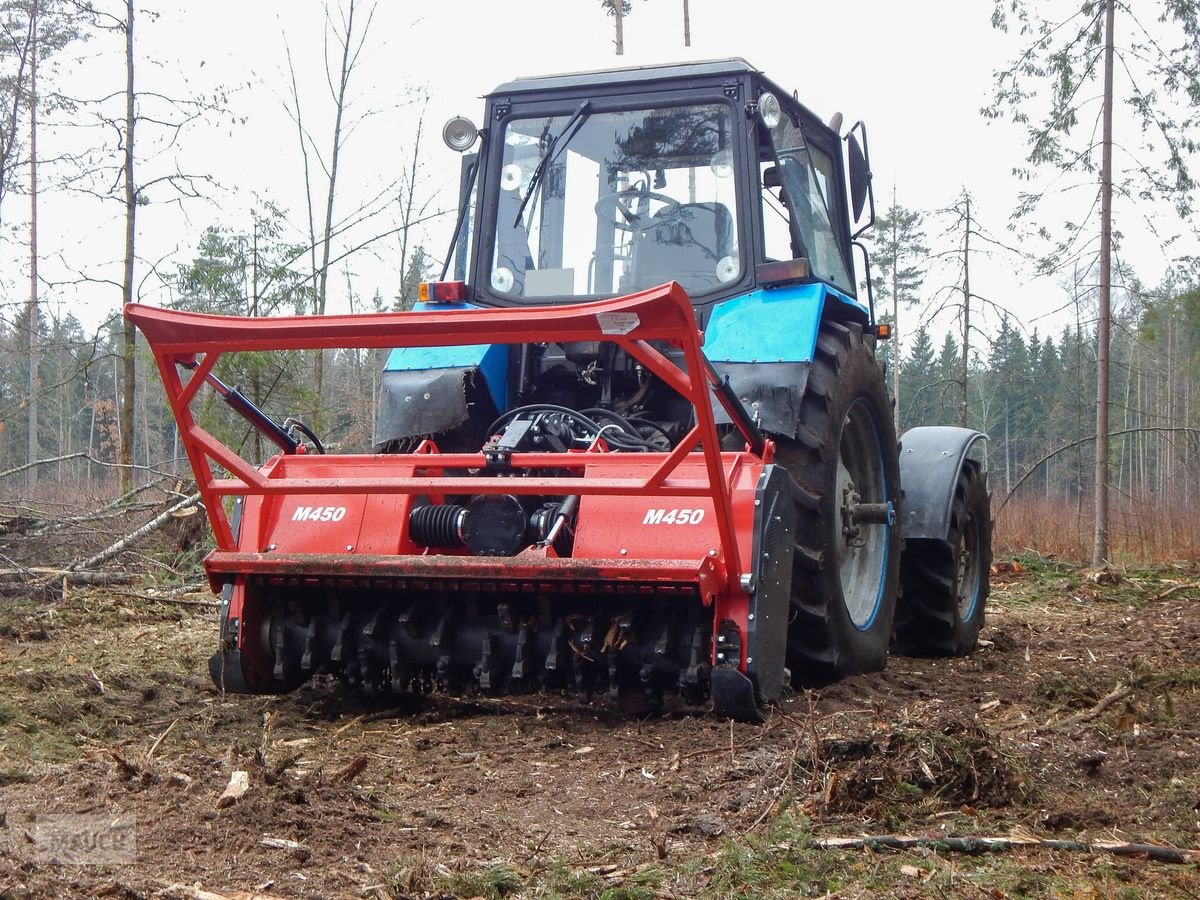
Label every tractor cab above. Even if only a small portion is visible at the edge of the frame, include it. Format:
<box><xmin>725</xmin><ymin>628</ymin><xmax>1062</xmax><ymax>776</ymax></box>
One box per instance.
<box><xmin>441</xmin><ymin>59</ymin><xmax>873</xmax><ymax>316</ymax></box>
<box><xmin>378</xmin><ymin>60</ymin><xmax>879</xmax><ymax>452</ymax></box>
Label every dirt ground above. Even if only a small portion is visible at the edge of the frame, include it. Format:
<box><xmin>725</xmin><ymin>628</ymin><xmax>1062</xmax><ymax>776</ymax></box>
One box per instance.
<box><xmin>1</xmin><ymin>559</ymin><xmax>1199</xmax><ymax>899</ymax></box>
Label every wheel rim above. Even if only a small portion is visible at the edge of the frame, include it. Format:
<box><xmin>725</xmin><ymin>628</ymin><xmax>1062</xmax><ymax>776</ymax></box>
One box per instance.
<box><xmin>957</xmin><ymin>509</ymin><xmax>982</xmax><ymax>620</ymax></box>
<box><xmin>835</xmin><ymin>398</ymin><xmax>890</xmax><ymax>630</ymax></box>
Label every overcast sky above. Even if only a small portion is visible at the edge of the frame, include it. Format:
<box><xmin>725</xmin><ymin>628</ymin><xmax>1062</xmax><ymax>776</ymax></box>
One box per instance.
<box><xmin>14</xmin><ymin>0</ymin><xmax>1194</xmax><ymax>348</ymax></box>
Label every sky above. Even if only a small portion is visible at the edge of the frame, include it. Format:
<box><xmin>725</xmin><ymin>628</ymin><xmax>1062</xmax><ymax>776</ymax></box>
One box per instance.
<box><xmin>11</xmin><ymin>0</ymin><xmax>1195</xmax><ymax>351</ymax></box>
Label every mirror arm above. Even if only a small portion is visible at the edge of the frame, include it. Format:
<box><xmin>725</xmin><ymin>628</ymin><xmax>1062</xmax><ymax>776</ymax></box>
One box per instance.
<box><xmin>852</xmin><ymin>240</ymin><xmax>876</xmax><ymax>329</ymax></box>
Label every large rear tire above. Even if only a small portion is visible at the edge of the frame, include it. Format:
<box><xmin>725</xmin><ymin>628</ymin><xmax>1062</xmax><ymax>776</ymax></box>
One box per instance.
<box><xmin>894</xmin><ymin>460</ymin><xmax>991</xmax><ymax>656</ymax></box>
<box><xmin>776</xmin><ymin>320</ymin><xmax>900</xmax><ymax>683</ymax></box>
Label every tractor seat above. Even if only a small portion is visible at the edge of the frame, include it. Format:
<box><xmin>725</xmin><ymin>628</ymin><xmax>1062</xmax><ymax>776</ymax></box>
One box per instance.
<box><xmin>625</xmin><ymin>201</ymin><xmax>734</xmax><ymax>294</ymax></box>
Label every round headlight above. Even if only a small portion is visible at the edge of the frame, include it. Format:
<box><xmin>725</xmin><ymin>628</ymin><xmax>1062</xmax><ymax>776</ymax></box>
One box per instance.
<box><xmin>442</xmin><ymin>115</ymin><xmax>479</xmax><ymax>152</ymax></box>
<box><xmin>715</xmin><ymin>255</ymin><xmax>740</xmax><ymax>284</ymax></box>
<box><xmin>759</xmin><ymin>92</ymin><xmax>782</xmax><ymax>129</ymax></box>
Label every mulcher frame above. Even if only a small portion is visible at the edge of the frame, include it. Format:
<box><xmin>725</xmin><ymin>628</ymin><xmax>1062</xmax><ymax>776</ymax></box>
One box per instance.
<box><xmin>127</xmin><ymin>281</ymin><xmax>776</xmax><ymax>692</ymax></box>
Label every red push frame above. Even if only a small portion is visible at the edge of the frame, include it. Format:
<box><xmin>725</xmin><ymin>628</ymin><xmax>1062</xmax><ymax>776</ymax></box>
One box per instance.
<box><xmin>126</xmin><ymin>282</ymin><xmax>772</xmax><ymax>597</ymax></box>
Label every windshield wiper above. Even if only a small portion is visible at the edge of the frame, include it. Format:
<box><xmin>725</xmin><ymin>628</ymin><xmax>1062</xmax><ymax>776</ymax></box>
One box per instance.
<box><xmin>512</xmin><ymin>100</ymin><xmax>591</xmax><ymax>228</ymax></box>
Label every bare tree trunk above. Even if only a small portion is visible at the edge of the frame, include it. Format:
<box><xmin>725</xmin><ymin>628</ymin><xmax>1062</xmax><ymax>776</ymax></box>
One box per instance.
<box><xmin>960</xmin><ymin>193</ymin><xmax>971</xmax><ymax>428</ymax></box>
<box><xmin>312</xmin><ymin>0</ymin><xmax>363</xmax><ymax>420</ymax></box>
<box><xmin>682</xmin><ymin>0</ymin><xmax>691</xmax><ymax>46</ymax></box>
<box><xmin>614</xmin><ymin>1</ymin><xmax>624</xmax><ymax>55</ymax></box>
<box><xmin>1092</xmin><ymin>0</ymin><xmax>1114</xmax><ymax>566</ymax></box>
<box><xmin>119</xmin><ymin>0</ymin><xmax>136</xmax><ymax>494</ymax></box>
<box><xmin>26</xmin><ymin>1</ymin><xmax>38</xmax><ymax>494</ymax></box>
<box><xmin>889</xmin><ymin>199</ymin><xmax>900</xmax><ymax>430</ymax></box>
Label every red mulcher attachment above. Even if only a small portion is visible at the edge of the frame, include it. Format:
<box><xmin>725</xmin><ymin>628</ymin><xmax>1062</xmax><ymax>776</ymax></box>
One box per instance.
<box><xmin>127</xmin><ymin>283</ymin><xmax>796</xmax><ymax>720</ymax></box>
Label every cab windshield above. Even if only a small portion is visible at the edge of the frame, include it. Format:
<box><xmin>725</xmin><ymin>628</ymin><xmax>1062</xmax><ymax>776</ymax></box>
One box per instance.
<box><xmin>490</xmin><ymin>103</ymin><xmax>741</xmax><ymax>301</ymax></box>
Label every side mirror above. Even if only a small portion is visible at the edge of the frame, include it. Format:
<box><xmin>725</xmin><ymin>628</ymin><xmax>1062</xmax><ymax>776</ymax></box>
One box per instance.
<box><xmin>845</xmin><ymin>122</ymin><xmax>875</xmax><ymax>239</ymax></box>
<box><xmin>846</xmin><ymin>131</ymin><xmax>871</xmax><ymax>223</ymax></box>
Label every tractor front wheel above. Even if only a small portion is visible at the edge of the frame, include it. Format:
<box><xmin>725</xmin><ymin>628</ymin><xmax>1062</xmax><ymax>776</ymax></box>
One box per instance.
<box><xmin>776</xmin><ymin>320</ymin><xmax>900</xmax><ymax>683</ymax></box>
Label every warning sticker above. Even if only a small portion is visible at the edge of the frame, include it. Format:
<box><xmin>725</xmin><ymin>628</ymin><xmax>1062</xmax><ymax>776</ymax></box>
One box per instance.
<box><xmin>596</xmin><ymin>311</ymin><xmax>640</xmax><ymax>335</ymax></box>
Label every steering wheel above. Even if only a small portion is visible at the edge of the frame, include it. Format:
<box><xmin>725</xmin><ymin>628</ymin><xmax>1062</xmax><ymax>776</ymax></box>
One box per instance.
<box><xmin>595</xmin><ymin>189</ymin><xmax>682</xmax><ymax>233</ymax></box>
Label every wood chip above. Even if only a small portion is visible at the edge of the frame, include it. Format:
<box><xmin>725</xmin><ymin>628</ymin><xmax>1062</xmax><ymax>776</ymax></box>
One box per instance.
<box><xmin>217</xmin><ymin>770</ymin><xmax>250</xmax><ymax>808</ymax></box>
<box><xmin>335</xmin><ymin>754</ymin><xmax>369</xmax><ymax>783</ymax></box>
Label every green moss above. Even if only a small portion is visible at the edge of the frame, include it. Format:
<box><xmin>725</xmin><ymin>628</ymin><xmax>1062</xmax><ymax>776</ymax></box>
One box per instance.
<box><xmin>439</xmin><ymin>863</ymin><xmax>524</xmax><ymax>899</ymax></box>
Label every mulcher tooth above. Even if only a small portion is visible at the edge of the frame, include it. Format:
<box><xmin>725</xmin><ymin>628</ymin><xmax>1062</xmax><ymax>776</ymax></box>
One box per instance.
<box><xmin>358</xmin><ymin>610</ymin><xmax>384</xmax><ymax>692</ymax></box>
<box><xmin>300</xmin><ymin>619</ymin><xmax>318</xmax><ymax>672</ymax></box>
<box><xmin>435</xmin><ymin>654</ymin><xmax>453</xmax><ymax>692</ymax></box>
<box><xmin>511</xmin><ymin>624</ymin><xmax>530</xmax><ymax>682</ymax></box>
<box><xmin>271</xmin><ymin>619</ymin><xmax>287</xmax><ymax>681</ymax></box>
<box><xmin>654</xmin><ymin>621</ymin><xmax>672</xmax><ymax>657</ymax></box>
<box><xmin>476</xmin><ymin>635</ymin><xmax>498</xmax><ymax>692</ymax></box>
<box><xmin>542</xmin><ymin>618</ymin><xmax>565</xmax><ymax>685</ymax></box>
<box><xmin>572</xmin><ymin>649</ymin><xmax>590</xmax><ymax>702</ymax></box>
<box><xmin>678</xmin><ymin>625</ymin><xmax>711</xmax><ymax>702</ymax></box>
<box><xmin>574</xmin><ymin>617</ymin><xmax>598</xmax><ymax>701</ymax></box>
<box><xmin>330</xmin><ymin>612</ymin><xmax>352</xmax><ymax>663</ymax></box>
<box><xmin>388</xmin><ymin>637</ymin><xmax>406</xmax><ymax>692</ymax></box>
<box><xmin>396</xmin><ymin>603</ymin><xmax>419</xmax><ymax>637</ymax></box>
<box><xmin>362</xmin><ymin>608</ymin><xmax>382</xmax><ymax>639</ymax></box>
<box><xmin>430</xmin><ymin>615</ymin><xmax>448</xmax><ymax>650</ymax></box>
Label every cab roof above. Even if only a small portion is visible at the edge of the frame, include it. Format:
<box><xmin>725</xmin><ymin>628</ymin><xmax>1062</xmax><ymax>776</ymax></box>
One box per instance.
<box><xmin>488</xmin><ymin>58</ymin><xmax>762</xmax><ymax>97</ymax></box>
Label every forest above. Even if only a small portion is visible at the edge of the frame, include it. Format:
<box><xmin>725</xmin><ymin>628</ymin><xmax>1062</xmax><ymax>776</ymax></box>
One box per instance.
<box><xmin>0</xmin><ymin>1</ymin><xmax>1196</xmax><ymax>567</ymax></box>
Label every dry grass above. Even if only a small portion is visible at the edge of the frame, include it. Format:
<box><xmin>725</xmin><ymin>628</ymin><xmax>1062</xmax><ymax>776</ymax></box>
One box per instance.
<box><xmin>995</xmin><ymin>494</ymin><xmax>1200</xmax><ymax>564</ymax></box>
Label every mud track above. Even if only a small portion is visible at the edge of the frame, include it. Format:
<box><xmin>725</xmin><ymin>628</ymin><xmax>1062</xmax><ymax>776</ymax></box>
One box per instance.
<box><xmin>2</xmin><ymin>561</ymin><xmax>1199</xmax><ymax>897</ymax></box>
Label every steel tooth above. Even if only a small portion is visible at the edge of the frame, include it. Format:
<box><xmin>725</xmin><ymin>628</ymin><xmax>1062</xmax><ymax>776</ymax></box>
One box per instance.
<box><xmin>679</xmin><ymin>625</ymin><xmax>704</xmax><ymax>691</ymax></box>
<box><xmin>655</xmin><ymin>620</ymin><xmax>672</xmax><ymax>657</ymax></box>
<box><xmin>300</xmin><ymin>618</ymin><xmax>318</xmax><ymax>671</ymax></box>
<box><xmin>396</xmin><ymin>603</ymin><xmax>418</xmax><ymax>637</ymax></box>
<box><xmin>362</xmin><ymin>608</ymin><xmax>382</xmax><ymax>639</ymax></box>
<box><xmin>331</xmin><ymin>612</ymin><xmax>352</xmax><ymax>663</ymax></box>
<box><xmin>544</xmin><ymin>618</ymin><xmax>565</xmax><ymax>674</ymax></box>
<box><xmin>497</xmin><ymin>603</ymin><xmax>515</xmax><ymax>633</ymax></box>
<box><xmin>389</xmin><ymin>638</ymin><xmax>405</xmax><ymax>692</ymax></box>
<box><xmin>430</xmin><ymin>615</ymin><xmax>447</xmax><ymax>650</ymax></box>
<box><xmin>616</xmin><ymin>613</ymin><xmax>635</xmax><ymax>650</ymax></box>
<box><xmin>577</xmin><ymin>617</ymin><xmax>597</xmax><ymax>659</ymax></box>
<box><xmin>435</xmin><ymin>654</ymin><xmax>452</xmax><ymax>692</ymax></box>
<box><xmin>358</xmin><ymin>609</ymin><xmax>385</xmax><ymax>691</ymax></box>
<box><xmin>271</xmin><ymin>619</ymin><xmax>287</xmax><ymax>681</ymax></box>
<box><xmin>476</xmin><ymin>635</ymin><xmax>497</xmax><ymax>692</ymax></box>
<box><xmin>572</xmin><ymin>645</ymin><xmax>590</xmax><ymax>702</ymax></box>
<box><xmin>607</xmin><ymin>656</ymin><xmax>621</xmax><ymax>701</ymax></box>
<box><xmin>511</xmin><ymin>624</ymin><xmax>530</xmax><ymax>682</ymax></box>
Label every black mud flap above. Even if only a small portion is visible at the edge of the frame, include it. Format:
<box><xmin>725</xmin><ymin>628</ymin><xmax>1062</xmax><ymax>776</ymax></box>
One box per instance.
<box><xmin>711</xmin><ymin>668</ymin><xmax>764</xmax><ymax>723</ymax></box>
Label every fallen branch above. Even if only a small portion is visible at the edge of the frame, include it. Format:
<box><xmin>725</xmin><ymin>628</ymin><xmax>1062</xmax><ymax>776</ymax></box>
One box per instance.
<box><xmin>0</xmin><ymin>451</ymin><xmax>89</xmax><ymax>481</ymax></box>
<box><xmin>1037</xmin><ymin>683</ymin><xmax>1133</xmax><ymax>733</ymax></box>
<box><xmin>806</xmin><ymin>834</ymin><xmax>1198</xmax><ymax>864</ymax></box>
<box><xmin>146</xmin><ymin>718</ymin><xmax>178</xmax><ymax>759</ymax></box>
<box><xmin>0</xmin><ymin>568</ymin><xmax>140</xmax><ymax>585</ymax></box>
<box><xmin>1152</xmin><ymin>581</ymin><xmax>1200</xmax><ymax>601</ymax></box>
<box><xmin>71</xmin><ymin>492</ymin><xmax>202</xmax><ymax>572</ymax></box>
